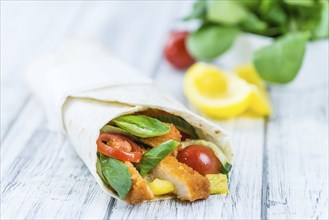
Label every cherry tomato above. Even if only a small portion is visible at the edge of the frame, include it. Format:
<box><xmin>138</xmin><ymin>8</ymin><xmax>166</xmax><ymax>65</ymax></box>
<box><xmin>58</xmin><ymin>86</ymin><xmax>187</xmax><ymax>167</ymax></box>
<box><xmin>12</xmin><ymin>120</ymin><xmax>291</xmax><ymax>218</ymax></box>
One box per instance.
<box><xmin>177</xmin><ymin>145</ymin><xmax>222</xmax><ymax>175</ymax></box>
<box><xmin>164</xmin><ymin>31</ymin><xmax>195</xmax><ymax>69</ymax></box>
<box><xmin>97</xmin><ymin>133</ymin><xmax>142</xmax><ymax>163</ymax></box>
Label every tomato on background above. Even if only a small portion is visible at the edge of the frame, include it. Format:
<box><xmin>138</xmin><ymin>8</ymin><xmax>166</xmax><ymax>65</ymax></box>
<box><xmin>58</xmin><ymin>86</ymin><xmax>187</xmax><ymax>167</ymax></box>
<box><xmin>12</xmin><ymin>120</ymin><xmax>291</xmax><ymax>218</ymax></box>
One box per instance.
<box><xmin>163</xmin><ymin>31</ymin><xmax>195</xmax><ymax>69</ymax></box>
<box><xmin>177</xmin><ymin>145</ymin><xmax>222</xmax><ymax>175</ymax></box>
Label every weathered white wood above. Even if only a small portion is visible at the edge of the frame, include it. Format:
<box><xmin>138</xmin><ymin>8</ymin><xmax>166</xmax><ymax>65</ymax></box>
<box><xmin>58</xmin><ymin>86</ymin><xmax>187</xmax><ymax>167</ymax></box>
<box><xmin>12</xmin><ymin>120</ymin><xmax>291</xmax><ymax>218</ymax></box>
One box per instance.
<box><xmin>0</xmin><ymin>1</ymin><xmax>84</xmax><ymax>139</ymax></box>
<box><xmin>265</xmin><ymin>87</ymin><xmax>328</xmax><ymax>219</ymax></box>
<box><xmin>1</xmin><ymin>1</ymin><xmax>328</xmax><ymax>219</ymax></box>
<box><xmin>0</xmin><ymin>104</ymin><xmax>112</xmax><ymax>219</ymax></box>
<box><xmin>265</xmin><ymin>41</ymin><xmax>329</xmax><ymax>219</ymax></box>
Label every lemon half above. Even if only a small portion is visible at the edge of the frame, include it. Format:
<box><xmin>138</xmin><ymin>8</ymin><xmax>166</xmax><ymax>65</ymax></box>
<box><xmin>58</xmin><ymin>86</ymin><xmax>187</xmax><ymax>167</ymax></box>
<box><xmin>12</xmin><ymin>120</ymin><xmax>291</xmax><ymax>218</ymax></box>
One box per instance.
<box><xmin>184</xmin><ymin>63</ymin><xmax>252</xmax><ymax>119</ymax></box>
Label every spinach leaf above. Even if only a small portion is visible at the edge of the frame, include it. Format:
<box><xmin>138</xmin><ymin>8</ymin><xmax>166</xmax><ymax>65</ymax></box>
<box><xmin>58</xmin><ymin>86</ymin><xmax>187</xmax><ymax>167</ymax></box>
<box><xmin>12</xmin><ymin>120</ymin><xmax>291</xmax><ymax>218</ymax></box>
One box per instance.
<box><xmin>96</xmin><ymin>154</ymin><xmax>108</xmax><ymax>184</ymax></box>
<box><xmin>183</xmin><ymin>0</ymin><xmax>208</xmax><ymax>21</ymax></box>
<box><xmin>100</xmin><ymin>124</ymin><xmax>140</xmax><ymax>142</ymax></box>
<box><xmin>259</xmin><ymin>0</ymin><xmax>288</xmax><ymax>29</ymax></box>
<box><xmin>253</xmin><ymin>32</ymin><xmax>307</xmax><ymax>84</ymax></box>
<box><xmin>206</xmin><ymin>0</ymin><xmax>248</xmax><ymax>25</ymax></box>
<box><xmin>187</xmin><ymin>25</ymin><xmax>239</xmax><ymax>60</ymax></box>
<box><xmin>284</xmin><ymin>0</ymin><xmax>314</xmax><ymax>7</ymax></box>
<box><xmin>153</xmin><ymin>115</ymin><xmax>198</xmax><ymax>139</ymax></box>
<box><xmin>99</xmin><ymin>154</ymin><xmax>132</xmax><ymax>199</ymax></box>
<box><xmin>311</xmin><ymin>1</ymin><xmax>329</xmax><ymax>39</ymax></box>
<box><xmin>288</xmin><ymin>1</ymin><xmax>329</xmax><ymax>40</ymax></box>
<box><xmin>136</xmin><ymin>140</ymin><xmax>180</xmax><ymax>176</ymax></box>
<box><xmin>240</xmin><ymin>13</ymin><xmax>268</xmax><ymax>34</ymax></box>
<box><xmin>113</xmin><ymin>115</ymin><xmax>170</xmax><ymax>138</ymax></box>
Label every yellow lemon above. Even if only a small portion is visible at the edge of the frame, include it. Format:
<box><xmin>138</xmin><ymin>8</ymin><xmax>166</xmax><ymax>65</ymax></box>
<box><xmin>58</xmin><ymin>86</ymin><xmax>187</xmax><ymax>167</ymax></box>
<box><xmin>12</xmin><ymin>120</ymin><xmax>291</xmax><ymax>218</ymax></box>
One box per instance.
<box><xmin>184</xmin><ymin>62</ymin><xmax>252</xmax><ymax>119</ymax></box>
<box><xmin>235</xmin><ymin>64</ymin><xmax>264</xmax><ymax>88</ymax></box>
<box><xmin>249</xmin><ymin>85</ymin><xmax>272</xmax><ymax>116</ymax></box>
<box><xmin>234</xmin><ymin>64</ymin><xmax>272</xmax><ymax>116</ymax></box>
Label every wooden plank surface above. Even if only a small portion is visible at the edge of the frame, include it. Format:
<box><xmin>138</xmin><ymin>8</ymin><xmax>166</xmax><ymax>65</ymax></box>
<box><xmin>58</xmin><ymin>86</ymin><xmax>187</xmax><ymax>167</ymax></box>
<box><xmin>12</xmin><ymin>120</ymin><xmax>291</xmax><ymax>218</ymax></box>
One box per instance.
<box><xmin>1</xmin><ymin>1</ymin><xmax>328</xmax><ymax>220</ymax></box>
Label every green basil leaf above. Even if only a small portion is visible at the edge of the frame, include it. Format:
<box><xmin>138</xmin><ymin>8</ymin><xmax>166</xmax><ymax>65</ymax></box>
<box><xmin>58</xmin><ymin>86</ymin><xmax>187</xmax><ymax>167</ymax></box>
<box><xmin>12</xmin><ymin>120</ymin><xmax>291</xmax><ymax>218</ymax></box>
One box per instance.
<box><xmin>183</xmin><ymin>0</ymin><xmax>208</xmax><ymax>21</ymax></box>
<box><xmin>239</xmin><ymin>0</ymin><xmax>261</xmax><ymax>11</ymax></box>
<box><xmin>260</xmin><ymin>0</ymin><xmax>288</xmax><ymax>28</ymax></box>
<box><xmin>100</xmin><ymin>124</ymin><xmax>140</xmax><ymax>142</ymax></box>
<box><xmin>99</xmin><ymin>155</ymin><xmax>132</xmax><ymax>199</ymax></box>
<box><xmin>253</xmin><ymin>32</ymin><xmax>307</xmax><ymax>84</ymax></box>
<box><xmin>284</xmin><ymin>0</ymin><xmax>314</xmax><ymax>7</ymax></box>
<box><xmin>311</xmin><ymin>1</ymin><xmax>329</xmax><ymax>39</ymax></box>
<box><xmin>153</xmin><ymin>115</ymin><xmax>198</xmax><ymax>139</ymax></box>
<box><xmin>96</xmin><ymin>155</ymin><xmax>108</xmax><ymax>184</ymax></box>
<box><xmin>240</xmin><ymin>13</ymin><xmax>268</xmax><ymax>34</ymax></box>
<box><xmin>136</xmin><ymin>140</ymin><xmax>180</xmax><ymax>176</ymax></box>
<box><xmin>206</xmin><ymin>0</ymin><xmax>248</xmax><ymax>25</ymax></box>
<box><xmin>113</xmin><ymin>115</ymin><xmax>170</xmax><ymax>138</ymax></box>
<box><xmin>187</xmin><ymin>25</ymin><xmax>239</xmax><ymax>60</ymax></box>
<box><xmin>288</xmin><ymin>1</ymin><xmax>329</xmax><ymax>40</ymax></box>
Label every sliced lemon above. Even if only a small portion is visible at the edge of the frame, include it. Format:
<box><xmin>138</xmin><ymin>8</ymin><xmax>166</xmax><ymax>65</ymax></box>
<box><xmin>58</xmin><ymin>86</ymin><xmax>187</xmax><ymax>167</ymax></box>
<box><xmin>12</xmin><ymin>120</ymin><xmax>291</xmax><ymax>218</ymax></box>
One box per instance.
<box><xmin>235</xmin><ymin>64</ymin><xmax>272</xmax><ymax>116</ymax></box>
<box><xmin>249</xmin><ymin>85</ymin><xmax>272</xmax><ymax>116</ymax></box>
<box><xmin>184</xmin><ymin>62</ymin><xmax>252</xmax><ymax>119</ymax></box>
<box><xmin>235</xmin><ymin>64</ymin><xmax>264</xmax><ymax>88</ymax></box>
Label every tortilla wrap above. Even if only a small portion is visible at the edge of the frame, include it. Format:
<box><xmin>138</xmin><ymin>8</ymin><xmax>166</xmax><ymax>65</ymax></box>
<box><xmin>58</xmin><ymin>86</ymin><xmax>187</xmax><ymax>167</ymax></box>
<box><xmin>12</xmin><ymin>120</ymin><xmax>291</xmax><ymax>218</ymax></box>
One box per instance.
<box><xmin>27</xmin><ymin>39</ymin><xmax>233</xmax><ymax>202</ymax></box>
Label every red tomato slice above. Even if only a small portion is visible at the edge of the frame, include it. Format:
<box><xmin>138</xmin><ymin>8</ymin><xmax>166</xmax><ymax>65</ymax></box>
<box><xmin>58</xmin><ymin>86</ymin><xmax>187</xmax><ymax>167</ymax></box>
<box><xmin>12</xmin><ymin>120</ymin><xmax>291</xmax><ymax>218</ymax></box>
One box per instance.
<box><xmin>97</xmin><ymin>133</ymin><xmax>142</xmax><ymax>163</ymax></box>
<box><xmin>177</xmin><ymin>145</ymin><xmax>222</xmax><ymax>175</ymax></box>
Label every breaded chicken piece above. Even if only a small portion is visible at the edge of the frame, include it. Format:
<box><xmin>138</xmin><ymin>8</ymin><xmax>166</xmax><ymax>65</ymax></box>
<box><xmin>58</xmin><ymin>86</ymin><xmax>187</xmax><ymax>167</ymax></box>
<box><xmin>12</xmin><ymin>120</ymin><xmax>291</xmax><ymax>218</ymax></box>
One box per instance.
<box><xmin>141</xmin><ymin>123</ymin><xmax>181</xmax><ymax>148</ymax></box>
<box><xmin>138</xmin><ymin>109</ymin><xmax>173</xmax><ymax>117</ymax></box>
<box><xmin>125</xmin><ymin>162</ymin><xmax>153</xmax><ymax>204</ymax></box>
<box><xmin>151</xmin><ymin>156</ymin><xmax>210</xmax><ymax>201</ymax></box>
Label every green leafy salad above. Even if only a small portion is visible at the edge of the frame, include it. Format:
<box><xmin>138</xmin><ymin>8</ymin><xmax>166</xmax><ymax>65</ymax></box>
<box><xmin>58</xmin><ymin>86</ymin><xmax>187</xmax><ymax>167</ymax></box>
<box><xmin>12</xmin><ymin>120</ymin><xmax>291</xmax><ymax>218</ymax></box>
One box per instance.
<box><xmin>184</xmin><ymin>0</ymin><xmax>329</xmax><ymax>83</ymax></box>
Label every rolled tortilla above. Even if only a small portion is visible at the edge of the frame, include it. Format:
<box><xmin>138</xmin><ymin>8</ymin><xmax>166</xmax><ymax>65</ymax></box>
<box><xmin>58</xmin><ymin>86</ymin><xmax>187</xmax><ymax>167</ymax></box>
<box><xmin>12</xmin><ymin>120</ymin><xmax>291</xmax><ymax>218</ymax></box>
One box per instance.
<box><xmin>27</xmin><ymin>39</ymin><xmax>233</xmax><ymax>202</ymax></box>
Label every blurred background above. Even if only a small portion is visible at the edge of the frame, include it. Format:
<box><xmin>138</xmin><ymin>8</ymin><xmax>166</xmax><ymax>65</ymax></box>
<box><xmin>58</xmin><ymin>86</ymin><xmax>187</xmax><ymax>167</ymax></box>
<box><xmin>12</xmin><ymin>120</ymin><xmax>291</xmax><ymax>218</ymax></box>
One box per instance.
<box><xmin>1</xmin><ymin>1</ymin><xmax>328</xmax><ymax>219</ymax></box>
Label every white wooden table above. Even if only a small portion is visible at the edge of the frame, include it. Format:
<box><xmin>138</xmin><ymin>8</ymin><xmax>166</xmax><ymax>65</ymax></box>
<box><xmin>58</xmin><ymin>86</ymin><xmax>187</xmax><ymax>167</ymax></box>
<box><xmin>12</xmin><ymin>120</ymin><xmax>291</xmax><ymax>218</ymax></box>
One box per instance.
<box><xmin>1</xmin><ymin>1</ymin><xmax>328</xmax><ymax>219</ymax></box>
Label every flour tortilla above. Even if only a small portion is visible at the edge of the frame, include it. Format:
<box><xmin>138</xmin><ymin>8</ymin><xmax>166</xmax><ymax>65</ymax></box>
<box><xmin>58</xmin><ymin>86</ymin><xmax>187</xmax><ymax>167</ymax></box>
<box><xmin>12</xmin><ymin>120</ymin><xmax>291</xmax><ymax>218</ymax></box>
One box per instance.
<box><xmin>27</xmin><ymin>39</ymin><xmax>233</xmax><ymax>202</ymax></box>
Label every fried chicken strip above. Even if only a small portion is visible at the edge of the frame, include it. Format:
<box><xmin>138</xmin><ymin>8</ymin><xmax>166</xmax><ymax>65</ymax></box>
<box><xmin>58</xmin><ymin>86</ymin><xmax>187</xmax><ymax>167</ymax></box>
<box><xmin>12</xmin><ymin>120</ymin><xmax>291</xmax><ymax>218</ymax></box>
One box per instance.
<box><xmin>141</xmin><ymin>123</ymin><xmax>181</xmax><ymax>157</ymax></box>
<box><xmin>125</xmin><ymin>162</ymin><xmax>153</xmax><ymax>204</ymax></box>
<box><xmin>151</xmin><ymin>156</ymin><xmax>210</xmax><ymax>201</ymax></box>
<box><xmin>141</xmin><ymin>123</ymin><xmax>181</xmax><ymax>147</ymax></box>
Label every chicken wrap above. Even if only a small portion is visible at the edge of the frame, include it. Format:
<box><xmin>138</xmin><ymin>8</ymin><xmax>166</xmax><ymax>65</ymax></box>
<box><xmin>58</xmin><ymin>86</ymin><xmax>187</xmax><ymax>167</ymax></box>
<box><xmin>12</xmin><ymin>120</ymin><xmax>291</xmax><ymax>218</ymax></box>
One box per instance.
<box><xmin>27</xmin><ymin>39</ymin><xmax>233</xmax><ymax>204</ymax></box>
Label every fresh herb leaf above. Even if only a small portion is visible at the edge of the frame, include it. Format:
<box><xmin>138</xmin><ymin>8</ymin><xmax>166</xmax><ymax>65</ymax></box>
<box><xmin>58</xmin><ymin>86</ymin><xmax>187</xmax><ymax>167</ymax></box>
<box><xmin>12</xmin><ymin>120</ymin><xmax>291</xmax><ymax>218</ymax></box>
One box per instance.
<box><xmin>96</xmin><ymin>154</ymin><xmax>108</xmax><ymax>184</ymax></box>
<box><xmin>284</xmin><ymin>0</ymin><xmax>314</xmax><ymax>7</ymax></box>
<box><xmin>311</xmin><ymin>1</ymin><xmax>329</xmax><ymax>39</ymax></box>
<box><xmin>206</xmin><ymin>0</ymin><xmax>248</xmax><ymax>25</ymax></box>
<box><xmin>187</xmin><ymin>25</ymin><xmax>239</xmax><ymax>60</ymax></box>
<box><xmin>99</xmin><ymin>154</ymin><xmax>132</xmax><ymax>199</ymax></box>
<box><xmin>113</xmin><ymin>115</ymin><xmax>170</xmax><ymax>138</ymax></box>
<box><xmin>100</xmin><ymin>124</ymin><xmax>140</xmax><ymax>142</ymax></box>
<box><xmin>153</xmin><ymin>115</ymin><xmax>198</xmax><ymax>139</ymax></box>
<box><xmin>137</xmin><ymin>140</ymin><xmax>180</xmax><ymax>176</ymax></box>
<box><xmin>287</xmin><ymin>1</ymin><xmax>329</xmax><ymax>40</ymax></box>
<box><xmin>253</xmin><ymin>32</ymin><xmax>307</xmax><ymax>84</ymax></box>
<box><xmin>240</xmin><ymin>13</ymin><xmax>268</xmax><ymax>34</ymax></box>
<box><xmin>183</xmin><ymin>0</ymin><xmax>208</xmax><ymax>21</ymax></box>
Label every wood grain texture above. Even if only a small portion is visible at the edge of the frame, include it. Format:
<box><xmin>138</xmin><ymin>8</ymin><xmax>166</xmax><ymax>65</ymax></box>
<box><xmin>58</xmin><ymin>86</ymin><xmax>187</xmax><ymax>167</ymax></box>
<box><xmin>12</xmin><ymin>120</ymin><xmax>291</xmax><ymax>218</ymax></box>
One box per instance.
<box><xmin>1</xmin><ymin>118</ymin><xmax>111</xmax><ymax>219</ymax></box>
<box><xmin>0</xmin><ymin>1</ymin><xmax>84</xmax><ymax>139</ymax></box>
<box><xmin>1</xmin><ymin>1</ymin><xmax>328</xmax><ymax>220</ymax></box>
<box><xmin>265</xmin><ymin>86</ymin><xmax>328</xmax><ymax>219</ymax></box>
